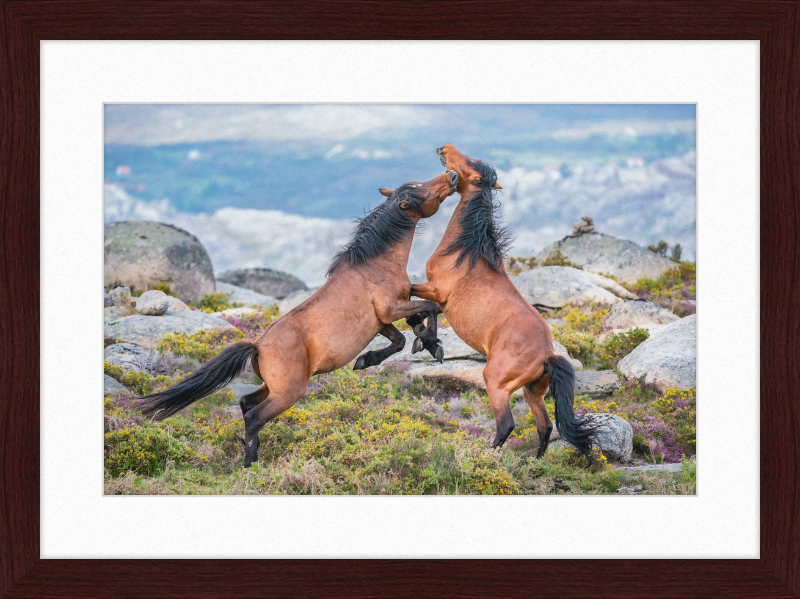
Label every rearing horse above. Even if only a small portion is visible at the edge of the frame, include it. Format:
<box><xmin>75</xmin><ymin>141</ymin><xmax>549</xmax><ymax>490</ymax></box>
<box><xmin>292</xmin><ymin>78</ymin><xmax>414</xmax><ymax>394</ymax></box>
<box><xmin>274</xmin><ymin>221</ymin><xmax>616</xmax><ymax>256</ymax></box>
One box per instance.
<box><xmin>410</xmin><ymin>145</ymin><xmax>598</xmax><ymax>457</ymax></box>
<box><xmin>141</xmin><ymin>170</ymin><xmax>458</xmax><ymax>467</ymax></box>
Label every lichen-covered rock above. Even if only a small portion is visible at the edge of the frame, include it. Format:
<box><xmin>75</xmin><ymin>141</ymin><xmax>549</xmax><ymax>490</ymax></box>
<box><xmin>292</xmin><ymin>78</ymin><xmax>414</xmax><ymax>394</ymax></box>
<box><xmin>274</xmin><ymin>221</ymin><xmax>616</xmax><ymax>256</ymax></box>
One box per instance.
<box><xmin>104</xmin><ymin>285</ymin><xmax>132</xmax><ymax>308</ymax></box>
<box><xmin>164</xmin><ymin>296</ymin><xmax>190</xmax><ymax>311</ymax></box>
<box><xmin>278</xmin><ymin>288</ymin><xmax>319</xmax><ymax>314</ymax></box>
<box><xmin>135</xmin><ymin>290</ymin><xmax>171</xmax><ymax>315</ymax></box>
<box><xmin>606</xmin><ymin>299</ymin><xmax>679</xmax><ymax>329</ymax></box>
<box><xmin>599</xmin><ymin>322</ymin><xmax>668</xmax><ymax>343</ymax></box>
<box><xmin>104</xmin><ymin>374</ymin><xmax>127</xmax><ymax>396</ymax></box>
<box><xmin>217</xmin><ymin>267</ymin><xmax>306</xmax><ymax>300</ymax></box>
<box><xmin>404</xmin><ymin>359</ymin><xmax>487</xmax><ymax>391</ymax></box>
<box><xmin>104</xmin><ymin>220</ymin><xmax>215</xmax><ymax>303</ymax></box>
<box><xmin>552</xmin><ymin>413</ymin><xmax>633</xmax><ymax>461</ymax></box>
<box><xmin>552</xmin><ymin>338</ymin><xmax>570</xmax><ymax>360</ymax></box>
<box><xmin>618</xmin><ymin>315</ymin><xmax>696</xmax><ymax>391</ymax></box>
<box><xmin>537</xmin><ymin>233</ymin><xmax>675</xmax><ymax>283</ymax></box>
<box><xmin>215</xmin><ymin>281</ymin><xmax>278</xmax><ymax>308</ymax></box>
<box><xmin>574</xmin><ymin>370</ymin><xmax>621</xmax><ymax>398</ymax></box>
<box><xmin>104</xmin><ymin>343</ymin><xmax>161</xmax><ymax>374</ymax></box>
<box><xmin>104</xmin><ymin>309</ymin><xmax>238</xmax><ymax>350</ymax></box>
<box><xmin>104</xmin><ymin>305</ymin><xmax>130</xmax><ymax>325</ymax></box>
<box><xmin>510</xmin><ymin>266</ymin><xmax>633</xmax><ymax>308</ymax></box>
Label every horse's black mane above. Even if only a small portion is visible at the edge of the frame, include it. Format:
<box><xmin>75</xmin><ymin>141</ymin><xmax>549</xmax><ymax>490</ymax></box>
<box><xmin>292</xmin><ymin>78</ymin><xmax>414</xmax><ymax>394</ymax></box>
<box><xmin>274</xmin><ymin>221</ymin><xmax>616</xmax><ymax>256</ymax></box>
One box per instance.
<box><xmin>442</xmin><ymin>157</ymin><xmax>511</xmax><ymax>273</ymax></box>
<box><xmin>327</xmin><ymin>183</ymin><xmax>428</xmax><ymax>277</ymax></box>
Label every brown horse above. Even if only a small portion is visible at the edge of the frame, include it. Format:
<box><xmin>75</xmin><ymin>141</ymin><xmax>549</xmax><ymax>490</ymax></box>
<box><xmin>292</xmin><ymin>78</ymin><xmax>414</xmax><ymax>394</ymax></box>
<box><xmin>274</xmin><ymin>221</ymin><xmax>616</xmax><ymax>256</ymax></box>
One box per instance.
<box><xmin>140</xmin><ymin>170</ymin><xmax>459</xmax><ymax>467</ymax></box>
<box><xmin>410</xmin><ymin>144</ymin><xmax>598</xmax><ymax>457</ymax></box>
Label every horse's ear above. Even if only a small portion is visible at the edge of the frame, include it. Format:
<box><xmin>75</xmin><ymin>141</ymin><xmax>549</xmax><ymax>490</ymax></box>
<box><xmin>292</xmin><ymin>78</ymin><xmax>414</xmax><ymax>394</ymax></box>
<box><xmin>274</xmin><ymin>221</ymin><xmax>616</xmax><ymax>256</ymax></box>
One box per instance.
<box><xmin>399</xmin><ymin>200</ymin><xmax>410</xmax><ymax>210</ymax></box>
<box><xmin>493</xmin><ymin>182</ymin><xmax>503</xmax><ymax>189</ymax></box>
<box><xmin>379</xmin><ymin>188</ymin><xmax>393</xmax><ymax>197</ymax></box>
<box><xmin>469</xmin><ymin>175</ymin><xmax>482</xmax><ymax>185</ymax></box>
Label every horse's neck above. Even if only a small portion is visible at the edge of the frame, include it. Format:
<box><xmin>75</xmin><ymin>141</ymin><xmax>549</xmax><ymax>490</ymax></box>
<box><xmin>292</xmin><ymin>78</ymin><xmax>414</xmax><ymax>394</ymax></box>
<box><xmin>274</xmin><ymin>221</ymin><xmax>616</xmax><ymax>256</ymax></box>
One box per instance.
<box><xmin>378</xmin><ymin>220</ymin><xmax>419</xmax><ymax>271</ymax></box>
<box><xmin>435</xmin><ymin>189</ymin><xmax>476</xmax><ymax>253</ymax></box>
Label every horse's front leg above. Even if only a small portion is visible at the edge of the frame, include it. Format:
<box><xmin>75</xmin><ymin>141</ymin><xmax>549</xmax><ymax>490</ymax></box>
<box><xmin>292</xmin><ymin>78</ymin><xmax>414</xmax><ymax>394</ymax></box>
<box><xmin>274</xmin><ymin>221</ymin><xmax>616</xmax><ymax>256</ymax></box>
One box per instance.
<box><xmin>381</xmin><ymin>299</ymin><xmax>443</xmax><ymax>363</ymax></box>
<box><xmin>353</xmin><ymin>324</ymin><xmax>406</xmax><ymax>370</ymax></box>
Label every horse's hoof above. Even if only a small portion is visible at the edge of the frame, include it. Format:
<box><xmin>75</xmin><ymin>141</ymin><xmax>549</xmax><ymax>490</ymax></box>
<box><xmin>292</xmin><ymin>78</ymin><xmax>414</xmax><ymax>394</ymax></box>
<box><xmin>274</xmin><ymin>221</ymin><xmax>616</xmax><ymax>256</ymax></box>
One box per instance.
<box><xmin>413</xmin><ymin>323</ymin><xmax>426</xmax><ymax>336</ymax></box>
<box><xmin>353</xmin><ymin>355</ymin><xmax>367</xmax><ymax>370</ymax></box>
<box><xmin>434</xmin><ymin>345</ymin><xmax>444</xmax><ymax>364</ymax></box>
<box><xmin>412</xmin><ymin>337</ymin><xmax>423</xmax><ymax>354</ymax></box>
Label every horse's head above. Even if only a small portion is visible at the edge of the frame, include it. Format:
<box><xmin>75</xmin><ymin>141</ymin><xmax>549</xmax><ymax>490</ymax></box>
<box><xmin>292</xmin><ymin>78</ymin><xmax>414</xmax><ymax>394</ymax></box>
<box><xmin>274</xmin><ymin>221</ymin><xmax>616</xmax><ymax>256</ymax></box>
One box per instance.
<box><xmin>436</xmin><ymin>144</ymin><xmax>502</xmax><ymax>193</ymax></box>
<box><xmin>378</xmin><ymin>169</ymin><xmax>459</xmax><ymax>219</ymax></box>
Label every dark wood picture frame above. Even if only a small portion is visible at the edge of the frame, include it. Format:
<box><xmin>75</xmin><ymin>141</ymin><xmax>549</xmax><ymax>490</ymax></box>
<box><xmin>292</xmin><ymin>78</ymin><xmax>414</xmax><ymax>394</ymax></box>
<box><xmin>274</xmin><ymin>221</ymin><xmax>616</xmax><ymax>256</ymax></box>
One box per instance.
<box><xmin>1</xmin><ymin>1</ymin><xmax>798</xmax><ymax>597</ymax></box>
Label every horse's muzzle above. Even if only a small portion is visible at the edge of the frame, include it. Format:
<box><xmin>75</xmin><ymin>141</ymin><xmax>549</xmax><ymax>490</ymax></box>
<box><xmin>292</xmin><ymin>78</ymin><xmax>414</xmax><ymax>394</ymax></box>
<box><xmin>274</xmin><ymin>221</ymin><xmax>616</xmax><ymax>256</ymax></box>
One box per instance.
<box><xmin>437</xmin><ymin>145</ymin><xmax>448</xmax><ymax>167</ymax></box>
<box><xmin>447</xmin><ymin>169</ymin><xmax>458</xmax><ymax>189</ymax></box>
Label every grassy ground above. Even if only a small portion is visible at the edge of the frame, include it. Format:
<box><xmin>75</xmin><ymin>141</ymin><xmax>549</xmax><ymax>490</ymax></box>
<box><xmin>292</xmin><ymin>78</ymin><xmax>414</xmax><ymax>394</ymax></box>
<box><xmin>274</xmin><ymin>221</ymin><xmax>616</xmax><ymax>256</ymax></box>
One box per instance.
<box><xmin>105</xmin><ymin>365</ymin><xmax>696</xmax><ymax>496</ymax></box>
<box><xmin>104</xmin><ymin>263</ymin><xmax>696</xmax><ymax>495</ymax></box>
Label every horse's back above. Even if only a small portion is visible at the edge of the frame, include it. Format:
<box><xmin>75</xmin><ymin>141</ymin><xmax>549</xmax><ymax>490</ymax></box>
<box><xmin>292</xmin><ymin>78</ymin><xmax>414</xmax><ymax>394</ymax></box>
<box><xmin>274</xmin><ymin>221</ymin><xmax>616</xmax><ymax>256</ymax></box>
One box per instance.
<box><xmin>263</xmin><ymin>274</ymin><xmax>385</xmax><ymax>374</ymax></box>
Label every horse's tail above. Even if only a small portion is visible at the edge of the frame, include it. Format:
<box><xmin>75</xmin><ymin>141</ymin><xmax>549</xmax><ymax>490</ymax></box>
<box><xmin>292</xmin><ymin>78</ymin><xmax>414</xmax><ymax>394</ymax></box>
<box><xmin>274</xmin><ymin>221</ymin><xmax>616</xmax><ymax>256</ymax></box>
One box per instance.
<box><xmin>140</xmin><ymin>341</ymin><xmax>258</xmax><ymax>421</ymax></box>
<box><xmin>547</xmin><ymin>354</ymin><xmax>599</xmax><ymax>457</ymax></box>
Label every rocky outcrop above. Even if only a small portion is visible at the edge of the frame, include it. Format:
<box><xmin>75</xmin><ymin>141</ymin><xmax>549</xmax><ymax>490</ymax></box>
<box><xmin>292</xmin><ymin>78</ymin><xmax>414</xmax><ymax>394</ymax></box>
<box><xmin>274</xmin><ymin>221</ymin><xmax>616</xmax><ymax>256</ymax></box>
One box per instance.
<box><xmin>104</xmin><ymin>374</ymin><xmax>127</xmax><ymax>396</ymax></box>
<box><xmin>165</xmin><ymin>296</ymin><xmax>190</xmax><ymax>311</ymax></box>
<box><xmin>104</xmin><ymin>285</ymin><xmax>132</xmax><ymax>308</ymax></box>
<box><xmin>618</xmin><ymin>315</ymin><xmax>696</xmax><ymax>390</ymax></box>
<box><xmin>574</xmin><ymin>370</ymin><xmax>621</xmax><ymax>398</ymax></box>
<box><xmin>278</xmin><ymin>288</ymin><xmax>320</xmax><ymax>314</ymax></box>
<box><xmin>552</xmin><ymin>413</ymin><xmax>633</xmax><ymax>462</ymax></box>
<box><xmin>104</xmin><ymin>343</ymin><xmax>162</xmax><ymax>374</ymax></box>
<box><xmin>104</xmin><ymin>310</ymin><xmax>238</xmax><ymax>350</ymax></box>
<box><xmin>511</xmin><ymin>266</ymin><xmax>633</xmax><ymax>308</ymax></box>
<box><xmin>605</xmin><ymin>299</ymin><xmax>679</xmax><ymax>329</ymax></box>
<box><xmin>135</xmin><ymin>290</ymin><xmax>171</xmax><ymax>315</ymax></box>
<box><xmin>217</xmin><ymin>267</ymin><xmax>306</xmax><ymax>300</ymax></box>
<box><xmin>537</xmin><ymin>233</ymin><xmax>675</xmax><ymax>283</ymax></box>
<box><xmin>215</xmin><ymin>281</ymin><xmax>278</xmax><ymax>308</ymax></box>
<box><xmin>104</xmin><ymin>306</ymin><xmax>130</xmax><ymax>325</ymax></box>
<box><xmin>105</xmin><ymin>220</ymin><xmax>215</xmax><ymax>303</ymax></box>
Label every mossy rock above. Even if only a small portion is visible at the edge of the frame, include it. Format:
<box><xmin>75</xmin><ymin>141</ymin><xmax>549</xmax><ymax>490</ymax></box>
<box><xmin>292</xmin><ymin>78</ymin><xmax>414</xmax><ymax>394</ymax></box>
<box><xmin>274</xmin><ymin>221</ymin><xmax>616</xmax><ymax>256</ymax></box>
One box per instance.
<box><xmin>104</xmin><ymin>310</ymin><xmax>237</xmax><ymax>350</ymax></box>
<box><xmin>537</xmin><ymin>233</ymin><xmax>675</xmax><ymax>284</ymax></box>
<box><xmin>104</xmin><ymin>220</ymin><xmax>215</xmax><ymax>303</ymax></box>
<box><xmin>217</xmin><ymin>267</ymin><xmax>306</xmax><ymax>300</ymax></box>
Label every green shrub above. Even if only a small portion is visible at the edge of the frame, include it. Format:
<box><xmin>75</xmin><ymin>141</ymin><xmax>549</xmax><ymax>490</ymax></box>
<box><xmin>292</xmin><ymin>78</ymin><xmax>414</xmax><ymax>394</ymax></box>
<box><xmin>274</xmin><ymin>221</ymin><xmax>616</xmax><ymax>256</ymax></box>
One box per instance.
<box><xmin>541</xmin><ymin>249</ymin><xmax>582</xmax><ymax>269</ymax></box>
<box><xmin>120</xmin><ymin>370</ymin><xmax>154</xmax><ymax>395</ymax></box>
<box><xmin>105</xmin><ymin>426</ymin><xmax>206</xmax><ymax>476</ymax></box>
<box><xmin>505</xmin><ymin>256</ymin><xmax>538</xmax><ymax>276</ymax></box>
<box><xmin>553</xmin><ymin>329</ymin><xmax>597</xmax><ymax>364</ymax></box>
<box><xmin>558</xmin><ymin>302</ymin><xmax>611</xmax><ymax>335</ymax></box>
<box><xmin>600</xmin><ymin>327</ymin><xmax>649</xmax><ymax>368</ymax></box>
<box><xmin>104</xmin><ymin>361</ymin><xmax>124</xmax><ymax>382</ymax></box>
<box><xmin>156</xmin><ymin>329</ymin><xmax>245</xmax><ymax>362</ymax></box>
<box><xmin>153</xmin><ymin>281</ymin><xmax>179</xmax><ymax>297</ymax></box>
<box><xmin>188</xmin><ymin>291</ymin><xmax>242</xmax><ymax>313</ymax></box>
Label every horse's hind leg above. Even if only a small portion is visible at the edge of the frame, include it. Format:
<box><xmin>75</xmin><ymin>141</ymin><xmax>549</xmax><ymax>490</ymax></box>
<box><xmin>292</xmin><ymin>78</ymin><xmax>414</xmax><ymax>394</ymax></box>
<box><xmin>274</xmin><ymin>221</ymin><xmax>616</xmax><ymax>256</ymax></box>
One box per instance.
<box><xmin>242</xmin><ymin>376</ymin><xmax>309</xmax><ymax>468</ymax></box>
<box><xmin>354</xmin><ymin>324</ymin><xmax>406</xmax><ymax>370</ymax></box>
<box><xmin>239</xmin><ymin>383</ymin><xmax>269</xmax><ymax>416</ymax></box>
<box><xmin>483</xmin><ymin>364</ymin><xmax>516</xmax><ymax>448</ymax></box>
<box><xmin>523</xmin><ymin>374</ymin><xmax>553</xmax><ymax>458</ymax></box>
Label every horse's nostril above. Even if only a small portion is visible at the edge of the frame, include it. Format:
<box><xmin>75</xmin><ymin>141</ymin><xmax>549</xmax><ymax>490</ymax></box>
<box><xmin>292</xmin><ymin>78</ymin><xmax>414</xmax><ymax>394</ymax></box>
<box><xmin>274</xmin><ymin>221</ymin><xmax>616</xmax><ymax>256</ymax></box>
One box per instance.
<box><xmin>448</xmin><ymin>170</ymin><xmax>458</xmax><ymax>185</ymax></box>
<box><xmin>436</xmin><ymin>146</ymin><xmax>445</xmax><ymax>155</ymax></box>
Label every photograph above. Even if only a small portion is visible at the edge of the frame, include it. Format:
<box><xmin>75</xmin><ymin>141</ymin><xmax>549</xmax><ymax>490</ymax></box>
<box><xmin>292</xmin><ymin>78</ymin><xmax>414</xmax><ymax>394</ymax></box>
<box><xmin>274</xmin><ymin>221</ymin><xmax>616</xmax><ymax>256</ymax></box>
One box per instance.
<box><xmin>103</xmin><ymin>103</ymin><xmax>697</xmax><ymax>496</ymax></box>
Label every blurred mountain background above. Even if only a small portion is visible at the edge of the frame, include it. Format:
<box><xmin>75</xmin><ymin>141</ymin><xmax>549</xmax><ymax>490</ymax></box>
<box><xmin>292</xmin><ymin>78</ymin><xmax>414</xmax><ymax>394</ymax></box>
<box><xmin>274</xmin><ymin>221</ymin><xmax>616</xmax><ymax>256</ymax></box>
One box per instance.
<box><xmin>104</xmin><ymin>104</ymin><xmax>696</xmax><ymax>286</ymax></box>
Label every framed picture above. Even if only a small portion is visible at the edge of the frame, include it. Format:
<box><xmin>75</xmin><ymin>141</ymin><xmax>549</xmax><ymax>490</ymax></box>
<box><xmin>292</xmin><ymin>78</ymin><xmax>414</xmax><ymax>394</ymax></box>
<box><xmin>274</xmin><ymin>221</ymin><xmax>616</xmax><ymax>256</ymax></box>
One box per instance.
<box><xmin>2</xmin><ymin>2</ymin><xmax>797</xmax><ymax>597</ymax></box>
